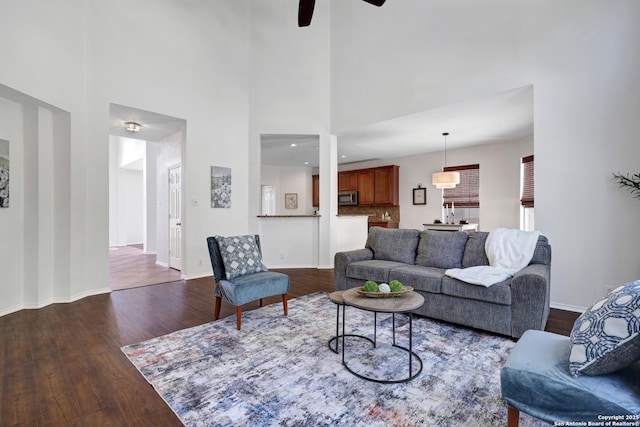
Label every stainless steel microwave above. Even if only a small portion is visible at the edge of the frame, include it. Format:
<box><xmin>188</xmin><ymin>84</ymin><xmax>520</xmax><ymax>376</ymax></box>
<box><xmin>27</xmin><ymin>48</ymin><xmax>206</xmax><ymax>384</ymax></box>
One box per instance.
<box><xmin>338</xmin><ymin>191</ymin><xmax>358</xmax><ymax>206</ymax></box>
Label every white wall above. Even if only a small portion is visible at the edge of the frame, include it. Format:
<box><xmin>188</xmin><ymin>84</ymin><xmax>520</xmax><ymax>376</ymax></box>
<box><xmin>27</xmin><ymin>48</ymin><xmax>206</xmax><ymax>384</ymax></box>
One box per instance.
<box><xmin>260</xmin><ymin>165</ymin><xmax>315</xmax><ymax>215</ymax></box>
<box><xmin>248</xmin><ymin>0</ymin><xmax>333</xmax><ymax>267</ymax></box>
<box><xmin>0</xmin><ymin>0</ymin><xmax>250</xmax><ymax>313</ymax></box>
<box><xmin>0</xmin><ymin>95</ymin><xmax>24</xmax><ymax>315</ymax></box>
<box><xmin>330</xmin><ymin>0</ymin><xmax>640</xmax><ymax>310</ymax></box>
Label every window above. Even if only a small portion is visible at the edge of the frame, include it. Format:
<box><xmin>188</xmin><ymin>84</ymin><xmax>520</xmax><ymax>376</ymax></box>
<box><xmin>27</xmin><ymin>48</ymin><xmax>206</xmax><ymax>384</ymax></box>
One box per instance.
<box><xmin>520</xmin><ymin>155</ymin><xmax>534</xmax><ymax>231</ymax></box>
<box><xmin>442</xmin><ymin>164</ymin><xmax>480</xmax><ymax>208</ymax></box>
<box><xmin>442</xmin><ymin>164</ymin><xmax>480</xmax><ymax>224</ymax></box>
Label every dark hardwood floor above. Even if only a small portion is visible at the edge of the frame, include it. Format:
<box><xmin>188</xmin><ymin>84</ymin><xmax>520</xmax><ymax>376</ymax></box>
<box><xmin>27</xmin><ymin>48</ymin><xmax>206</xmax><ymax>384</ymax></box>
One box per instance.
<box><xmin>0</xmin><ymin>269</ymin><xmax>578</xmax><ymax>426</ymax></box>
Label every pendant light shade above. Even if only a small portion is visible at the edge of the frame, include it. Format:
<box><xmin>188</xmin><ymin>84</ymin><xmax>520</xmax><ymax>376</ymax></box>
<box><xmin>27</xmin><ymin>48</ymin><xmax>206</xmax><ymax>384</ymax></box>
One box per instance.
<box><xmin>432</xmin><ymin>132</ymin><xmax>459</xmax><ymax>189</ymax></box>
<box><xmin>432</xmin><ymin>171</ymin><xmax>460</xmax><ymax>189</ymax></box>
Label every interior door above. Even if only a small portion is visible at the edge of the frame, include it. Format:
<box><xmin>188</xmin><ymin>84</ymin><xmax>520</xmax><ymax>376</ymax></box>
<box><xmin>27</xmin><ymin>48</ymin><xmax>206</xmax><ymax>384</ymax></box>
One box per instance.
<box><xmin>169</xmin><ymin>166</ymin><xmax>182</xmax><ymax>270</ymax></box>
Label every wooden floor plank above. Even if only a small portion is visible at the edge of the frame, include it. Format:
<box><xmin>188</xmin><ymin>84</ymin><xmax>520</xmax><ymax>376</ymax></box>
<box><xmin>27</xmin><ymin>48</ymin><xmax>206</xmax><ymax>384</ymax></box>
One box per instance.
<box><xmin>0</xmin><ymin>268</ymin><xmax>578</xmax><ymax>426</ymax></box>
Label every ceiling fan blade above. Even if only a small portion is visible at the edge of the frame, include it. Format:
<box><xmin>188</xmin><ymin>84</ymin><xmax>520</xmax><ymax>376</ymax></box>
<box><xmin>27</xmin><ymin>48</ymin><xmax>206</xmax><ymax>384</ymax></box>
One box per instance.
<box><xmin>362</xmin><ymin>0</ymin><xmax>386</xmax><ymax>6</ymax></box>
<box><xmin>298</xmin><ymin>0</ymin><xmax>315</xmax><ymax>27</ymax></box>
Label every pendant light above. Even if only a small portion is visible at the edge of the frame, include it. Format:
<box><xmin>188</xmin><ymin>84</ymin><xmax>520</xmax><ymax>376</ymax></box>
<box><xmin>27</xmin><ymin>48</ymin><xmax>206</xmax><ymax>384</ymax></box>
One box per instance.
<box><xmin>432</xmin><ymin>132</ymin><xmax>460</xmax><ymax>189</ymax></box>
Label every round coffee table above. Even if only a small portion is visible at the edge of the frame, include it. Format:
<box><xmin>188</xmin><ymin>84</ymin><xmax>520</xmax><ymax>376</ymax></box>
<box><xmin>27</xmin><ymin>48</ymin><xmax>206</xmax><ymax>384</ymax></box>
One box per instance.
<box><xmin>341</xmin><ymin>287</ymin><xmax>425</xmax><ymax>383</ymax></box>
<box><xmin>327</xmin><ymin>291</ymin><xmax>375</xmax><ymax>354</ymax></box>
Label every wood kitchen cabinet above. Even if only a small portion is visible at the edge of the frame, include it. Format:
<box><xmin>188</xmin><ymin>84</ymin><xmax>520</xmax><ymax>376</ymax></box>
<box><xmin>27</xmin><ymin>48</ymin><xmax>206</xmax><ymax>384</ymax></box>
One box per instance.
<box><xmin>314</xmin><ymin>165</ymin><xmax>399</xmax><ymax>208</ymax></box>
<box><xmin>374</xmin><ymin>165</ymin><xmax>399</xmax><ymax>205</ymax></box>
<box><xmin>338</xmin><ymin>170</ymin><xmax>358</xmax><ymax>191</ymax></box>
<box><xmin>357</xmin><ymin>169</ymin><xmax>376</xmax><ymax>205</ymax></box>
<box><xmin>357</xmin><ymin>165</ymin><xmax>399</xmax><ymax>206</ymax></box>
<box><xmin>312</xmin><ymin>174</ymin><xmax>319</xmax><ymax>207</ymax></box>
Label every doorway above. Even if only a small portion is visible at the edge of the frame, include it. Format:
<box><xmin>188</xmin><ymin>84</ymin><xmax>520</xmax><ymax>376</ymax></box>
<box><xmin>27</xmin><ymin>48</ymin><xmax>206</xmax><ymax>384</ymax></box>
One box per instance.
<box><xmin>108</xmin><ymin>103</ymin><xmax>186</xmax><ymax>290</ymax></box>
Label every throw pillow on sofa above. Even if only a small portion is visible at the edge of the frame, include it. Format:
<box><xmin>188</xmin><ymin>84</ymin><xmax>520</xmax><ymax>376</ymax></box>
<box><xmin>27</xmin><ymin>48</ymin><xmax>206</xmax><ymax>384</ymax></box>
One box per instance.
<box><xmin>415</xmin><ymin>230</ymin><xmax>468</xmax><ymax>269</ymax></box>
<box><xmin>569</xmin><ymin>280</ymin><xmax>640</xmax><ymax>377</ymax></box>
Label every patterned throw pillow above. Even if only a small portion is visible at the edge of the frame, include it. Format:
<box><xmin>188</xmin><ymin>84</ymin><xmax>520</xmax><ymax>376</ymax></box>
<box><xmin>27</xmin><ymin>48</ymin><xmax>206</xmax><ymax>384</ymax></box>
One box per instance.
<box><xmin>215</xmin><ymin>235</ymin><xmax>268</xmax><ymax>280</ymax></box>
<box><xmin>569</xmin><ymin>280</ymin><xmax>640</xmax><ymax>377</ymax></box>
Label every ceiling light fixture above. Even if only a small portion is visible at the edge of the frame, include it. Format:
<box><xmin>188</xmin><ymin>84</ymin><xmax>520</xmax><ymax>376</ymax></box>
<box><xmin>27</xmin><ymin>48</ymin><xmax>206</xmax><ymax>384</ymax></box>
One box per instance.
<box><xmin>432</xmin><ymin>132</ymin><xmax>460</xmax><ymax>189</ymax></box>
<box><xmin>124</xmin><ymin>121</ymin><xmax>141</xmax><ymax>132</ymax></box>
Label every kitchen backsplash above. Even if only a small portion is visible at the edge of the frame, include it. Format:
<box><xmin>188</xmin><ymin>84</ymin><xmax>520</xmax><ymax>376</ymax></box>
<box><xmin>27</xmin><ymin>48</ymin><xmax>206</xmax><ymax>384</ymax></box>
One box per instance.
<box><xmin>338</xmin><ymin>205</ymin><xmax>400</xmax><ymax>222</ymax></box>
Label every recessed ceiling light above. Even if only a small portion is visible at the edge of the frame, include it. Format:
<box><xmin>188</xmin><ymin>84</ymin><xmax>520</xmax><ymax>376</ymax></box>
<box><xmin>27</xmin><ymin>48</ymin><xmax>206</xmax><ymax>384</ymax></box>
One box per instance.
<box><xmin>304</xmin><ymin>161</ymin><xmax>309</xmax><ymax>165</ymax></box>
<box><xmin>124</xmin><ymin>121</ymin><xmax>141</xmax><ymax>132</ymax></box>
<box><xmin>341</xmin><ymin>155</ymin><xmax>347</xmax><ymax>158</ymax></box>
<box><xmin>290</xmin><ymin>143</ymin><xmax>297</xmax><ymax>147</ymax></box>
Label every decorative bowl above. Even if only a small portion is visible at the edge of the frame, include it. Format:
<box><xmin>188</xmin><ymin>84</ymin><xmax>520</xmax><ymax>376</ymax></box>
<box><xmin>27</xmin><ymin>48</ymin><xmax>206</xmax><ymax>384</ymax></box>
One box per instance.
<box><xmin>355</xmin><ymin>286</ymin><xmax>414</xmax><ymax>298</ymax></box>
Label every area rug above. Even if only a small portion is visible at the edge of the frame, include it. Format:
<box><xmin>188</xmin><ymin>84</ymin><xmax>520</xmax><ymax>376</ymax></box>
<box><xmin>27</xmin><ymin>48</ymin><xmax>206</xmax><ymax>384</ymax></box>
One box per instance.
<box><xmin>122</xmin><ymin>292</ymin><xmax>547</xmax><ymax>426</ymax></box>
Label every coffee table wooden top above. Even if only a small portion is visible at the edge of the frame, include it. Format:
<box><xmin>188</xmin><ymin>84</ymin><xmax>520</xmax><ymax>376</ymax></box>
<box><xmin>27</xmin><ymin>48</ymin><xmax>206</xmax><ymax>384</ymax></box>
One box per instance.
<box><xmin>342</xmin><ymin>287</ymin><xmax>424</xmax><ymax>313</ymax></box>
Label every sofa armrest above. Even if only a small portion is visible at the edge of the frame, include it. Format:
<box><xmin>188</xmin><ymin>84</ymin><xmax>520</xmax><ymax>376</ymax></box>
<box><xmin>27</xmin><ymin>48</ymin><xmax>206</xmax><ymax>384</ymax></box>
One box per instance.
<box><xmin>334</xmin><ymin>248</ymin><xmax>374</xmax><ymax>290</ymax></box>
<box><xmin>510</xmin><ymin>263</ymin><xmax>551</xmax><ymax>338</ymax></box>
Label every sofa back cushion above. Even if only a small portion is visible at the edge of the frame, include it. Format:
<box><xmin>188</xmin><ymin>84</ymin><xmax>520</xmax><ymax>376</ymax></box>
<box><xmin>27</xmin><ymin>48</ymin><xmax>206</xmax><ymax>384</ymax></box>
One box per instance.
<box><xmin>415</xmin><ymin>230</ymin><xmax>468</xmax><ymax>269</ymax></box>
<box><xmin>365</xmin><ymin>227</ymin><xmax>420</xmax><ymax>264</ymax></box>
<box><xmin>462</xmin><ymin>231</ymin><xmax>490</xmax><ymax>268</ymax></box>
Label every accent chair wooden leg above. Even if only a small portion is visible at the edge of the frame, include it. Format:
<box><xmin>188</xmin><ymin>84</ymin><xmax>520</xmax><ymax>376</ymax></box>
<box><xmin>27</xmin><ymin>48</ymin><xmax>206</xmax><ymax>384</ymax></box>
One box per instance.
<box><xmin>214</xmin><ymin>297</ymin><xmax>222</xmax><ymax>320</ymax></box>
<box><xmin>282</xmin><ymin>294</ymin><xmax>288</xmax><ymax>316</ymax></box>
<box><xmin>259</xmin><ymin>298</ymin><xmax>263</xmax><ymax>307</ymax></box>
<box><xmin>507</xmin><ymin>406</ymin><xmax>520</xmax><ymax>427</ymax></box>
<box><xmin>236</xmin><ymin>306</ymin><xmax>242</xmax><ymax>330</ymax></box>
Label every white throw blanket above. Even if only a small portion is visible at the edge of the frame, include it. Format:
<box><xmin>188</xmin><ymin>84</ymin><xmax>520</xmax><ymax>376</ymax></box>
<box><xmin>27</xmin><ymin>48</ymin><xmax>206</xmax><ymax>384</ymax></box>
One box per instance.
<box><xmin>445</xmin><ymin>228</ymin><xmax>541</xmax><ymax>287</ymax></box>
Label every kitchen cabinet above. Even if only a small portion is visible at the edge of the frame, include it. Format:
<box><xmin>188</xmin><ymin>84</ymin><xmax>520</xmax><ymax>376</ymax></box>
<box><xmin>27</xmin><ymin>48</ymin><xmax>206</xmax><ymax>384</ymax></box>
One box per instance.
<box><xmin>374</xmin><ymin>165</ymin><xmax>399</xmax><ymax>205</ymax></box>
<box><xmin>357</xmin><ymin>165</ymin><xmax>399</xmax><ymax>206</ymax></box>
<box><xmin>338</xmin><ymin>171</ymin><xmax>358</xmax><ymax>192</ymax></box>
<box><xmin>314</xmin><ymin>165</ymin><xmax>399</xmax><ymax>208</ymax></box>
<box><xmin>357</xmin><ymin>169</ymin><xmax>375</xmax><ymax>205</ymax></box>
<box><xmin>312</xmin><ymin>174</ymin><xmax>319</xmax><ymax>207</ymax></box>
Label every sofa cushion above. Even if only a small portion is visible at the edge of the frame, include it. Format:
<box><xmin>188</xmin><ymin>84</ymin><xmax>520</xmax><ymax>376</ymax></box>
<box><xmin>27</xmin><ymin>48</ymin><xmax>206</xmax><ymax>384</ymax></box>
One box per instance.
<box><xmin>415</xmin><ymin>230</ymin><xmax>468</xmax><ymax>269</ymax></box>
<box><xmin>441</xmin><ymin>275</ymin><xmax>512</xmax><ymax>305</ymax></box>
<box><xmin>365</xmin><ymin>227</ymin><xmax>421</xmax><ymax>264</ymax></box>
<box><xmin>346</xmin><ymin>259</ymin><xmax>408</xmax><ymax>284</ymax></box>
<box><xmin>462</xmin><ymin>231</ymin><xmax>489</xmax><ymax>268</ymax></box>
<box><xmin>569</xmin><ymin>280</ymin><xmax>640</xmax><ymax>377</ymax></box>
<box><xmin>388</xmin><ymin>265</ymin><xmax>445</xmax><ymax>294</ymax></box>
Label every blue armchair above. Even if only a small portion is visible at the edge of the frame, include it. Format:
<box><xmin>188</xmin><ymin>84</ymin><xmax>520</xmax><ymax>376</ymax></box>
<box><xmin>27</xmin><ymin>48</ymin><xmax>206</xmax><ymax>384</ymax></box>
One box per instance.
<box><xmin>206</xmin><ymin>235</ymin><xmax>290</xmax><ymax>330</ymax></box>
<box><xmin>501</xmin><ymin>330</ymin><xmax>640</xmax><ymax>426</ymax></box>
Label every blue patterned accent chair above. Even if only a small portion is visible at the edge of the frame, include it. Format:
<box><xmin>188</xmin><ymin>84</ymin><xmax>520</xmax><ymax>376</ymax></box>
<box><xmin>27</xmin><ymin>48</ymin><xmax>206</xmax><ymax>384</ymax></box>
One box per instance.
<box><xmin>206</xmin><ymin>235</ymin><xmax>290</xmax><ymax>330</ymax></box>
<box><xmin>501</xmin><ymin>280</ymin><xmax>640</xmax><ymax>426</ymax></box>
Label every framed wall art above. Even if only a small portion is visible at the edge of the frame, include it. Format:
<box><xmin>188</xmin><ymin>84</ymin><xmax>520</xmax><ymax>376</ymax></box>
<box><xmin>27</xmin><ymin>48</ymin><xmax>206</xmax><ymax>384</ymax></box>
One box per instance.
<box><xmin>412</xmin><ymin>186</ymin><xmax>426</xmax><ymax>205</ymax></box>
<box><xmin>211</xmin><ymin>166</ymin><xmax>231</xmax><ymax>208</ymax></box>
<box><xmin>0</xmin><ymin>139</ymin><xmax>9</xmax><ymax>208</ymax></box>
<box><xmin>285</xmin><ymin>193</ymin><xmax>298</xmax><ymax>209</ymax></box>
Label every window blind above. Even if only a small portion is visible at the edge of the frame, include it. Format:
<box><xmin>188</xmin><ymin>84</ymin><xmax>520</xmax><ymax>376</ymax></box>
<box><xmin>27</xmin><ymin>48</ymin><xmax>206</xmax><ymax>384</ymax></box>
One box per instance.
<box><xmin>521</xmin><ymin>155</ymin><xmax>534</xmax><ymax>207</ymax></box>
<box><xmin>442</xmin><ymin>164</ymin><xmax>479</xmax><ymax>208</ymax></box>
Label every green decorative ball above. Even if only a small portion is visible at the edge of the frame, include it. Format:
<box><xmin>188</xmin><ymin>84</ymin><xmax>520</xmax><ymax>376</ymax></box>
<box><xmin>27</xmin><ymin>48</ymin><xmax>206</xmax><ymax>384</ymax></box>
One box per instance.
<box><xmin>363</xmin><ymin>280</ymin><xmax>379</xmax><ymax>292</ymax></box>
<box><xmin>389</xmin><ymin>280</ymin><xmax>403</xmax><ymax>292</ymax></box>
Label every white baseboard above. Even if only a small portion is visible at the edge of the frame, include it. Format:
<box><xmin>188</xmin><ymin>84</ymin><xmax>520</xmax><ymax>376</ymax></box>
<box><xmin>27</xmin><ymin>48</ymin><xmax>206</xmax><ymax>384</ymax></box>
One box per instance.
<box><xmin>2</xmin><ymin>287</ymin><xmax>112</xmax><ymax>317</ymax></box>
<box><xmin>266</xmin><ymin>264</ymin><xmax>320</xmax><ymax>269</ymax></box>
<box><xmin>156</xmin><ymin>260</ymin><xmax>169</xmax><ymax>268</ymax></box>
<box><xmin>550</xmin><ymin>302</ymin><xmax>585</xmax><ymax>313</ymax></box>
<box><xmin>182</xmin><ymin>272</ymin><xmax>213</xmax><ymax>281</ymax></box>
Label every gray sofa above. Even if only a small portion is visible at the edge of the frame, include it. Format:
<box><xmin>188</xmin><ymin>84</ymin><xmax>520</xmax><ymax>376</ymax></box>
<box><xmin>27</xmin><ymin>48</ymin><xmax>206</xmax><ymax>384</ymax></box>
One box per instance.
<box><xmin>334</xmin><ymin>227</ymin><xmax>552</xmax><ymax>338</ymax></box>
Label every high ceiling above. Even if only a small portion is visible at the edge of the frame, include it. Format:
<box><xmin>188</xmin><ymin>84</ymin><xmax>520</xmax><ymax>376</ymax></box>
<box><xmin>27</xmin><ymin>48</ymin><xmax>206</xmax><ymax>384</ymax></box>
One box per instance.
<box><xmin>261</xmin><ymin>85</ymin><xmax>533</xmax><ymax>168</ymax></box>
